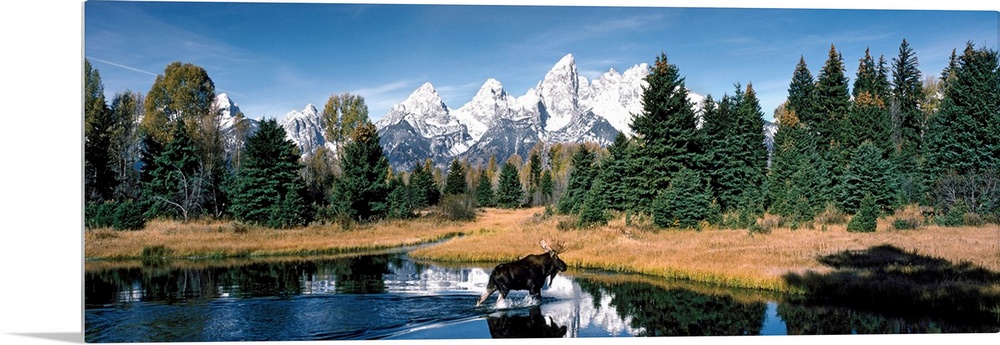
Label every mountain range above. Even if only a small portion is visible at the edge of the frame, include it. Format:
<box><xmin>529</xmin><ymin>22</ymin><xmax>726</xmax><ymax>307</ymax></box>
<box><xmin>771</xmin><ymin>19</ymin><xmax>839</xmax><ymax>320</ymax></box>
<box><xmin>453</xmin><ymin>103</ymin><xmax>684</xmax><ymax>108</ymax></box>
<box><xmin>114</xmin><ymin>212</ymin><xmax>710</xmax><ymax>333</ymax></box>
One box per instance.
<box><xmin>213</xmin><ymin>54</ymin><xmax>776</xmax><ymax>171</ymax></box>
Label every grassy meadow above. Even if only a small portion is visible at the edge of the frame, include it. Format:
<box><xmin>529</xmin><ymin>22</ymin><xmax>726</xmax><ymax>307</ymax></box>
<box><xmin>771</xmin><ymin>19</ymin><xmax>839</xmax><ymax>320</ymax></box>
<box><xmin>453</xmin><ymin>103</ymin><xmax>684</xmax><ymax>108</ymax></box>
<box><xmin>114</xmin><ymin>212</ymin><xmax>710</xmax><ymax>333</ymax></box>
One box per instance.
<box><xmin>86</xmin><ymin>207</ymin><xmax>1000</xmax><ymax>295</ymax></box>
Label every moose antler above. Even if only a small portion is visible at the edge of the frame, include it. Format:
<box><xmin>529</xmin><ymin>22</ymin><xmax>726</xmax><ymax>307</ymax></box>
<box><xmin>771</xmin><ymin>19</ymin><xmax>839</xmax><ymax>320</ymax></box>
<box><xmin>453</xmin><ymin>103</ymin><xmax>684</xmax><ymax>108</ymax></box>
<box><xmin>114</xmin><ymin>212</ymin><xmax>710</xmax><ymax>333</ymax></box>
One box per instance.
<box><xmin>540</xmin><ymin>239</ymin><xmax>565</xmax><ymax>254</ymax></box>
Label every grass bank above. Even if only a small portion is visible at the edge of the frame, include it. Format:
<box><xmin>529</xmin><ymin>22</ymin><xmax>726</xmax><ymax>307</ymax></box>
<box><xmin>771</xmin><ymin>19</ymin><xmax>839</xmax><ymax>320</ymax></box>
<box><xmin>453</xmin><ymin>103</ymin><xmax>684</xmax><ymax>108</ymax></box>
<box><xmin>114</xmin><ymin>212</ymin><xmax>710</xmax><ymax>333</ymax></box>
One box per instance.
<box><xmin>410</xmin><ymin>207</ymin><xmax>1000</xmax><ymax>294</ymax></box>
<box><xmin>86</xmin><ymin>207</ymin><xmax>1000</xmax><ymax>295</ymax></box>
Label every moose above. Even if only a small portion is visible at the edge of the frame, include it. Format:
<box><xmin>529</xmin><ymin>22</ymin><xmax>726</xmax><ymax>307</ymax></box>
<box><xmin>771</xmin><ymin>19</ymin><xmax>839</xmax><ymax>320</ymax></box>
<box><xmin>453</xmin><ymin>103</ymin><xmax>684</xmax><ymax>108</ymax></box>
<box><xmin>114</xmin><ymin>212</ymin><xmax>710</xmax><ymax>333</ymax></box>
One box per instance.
<box><xmin>476</xmin><ymin>239</ymin><xmax>567</xmax><ymax>306</ymax></box>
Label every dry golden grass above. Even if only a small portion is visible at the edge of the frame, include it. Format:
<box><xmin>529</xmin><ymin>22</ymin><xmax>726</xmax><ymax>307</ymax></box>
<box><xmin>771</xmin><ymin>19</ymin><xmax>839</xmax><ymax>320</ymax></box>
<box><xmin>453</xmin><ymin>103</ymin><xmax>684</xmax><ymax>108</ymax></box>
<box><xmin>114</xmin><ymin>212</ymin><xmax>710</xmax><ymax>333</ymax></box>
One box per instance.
<box><xmin>86</xmin><ymin>207</ymin><xmax>1000</xmax><ymax>294</ymax></box>
<box><xmin>85</xmin><ymin>215</ymin><xmax>479</xmax><ymax>260</ymax></box>
<box><xmin>411</xmin><ymin>207</ymin><xmax>1000</xmax><ymax>293</ymax></box>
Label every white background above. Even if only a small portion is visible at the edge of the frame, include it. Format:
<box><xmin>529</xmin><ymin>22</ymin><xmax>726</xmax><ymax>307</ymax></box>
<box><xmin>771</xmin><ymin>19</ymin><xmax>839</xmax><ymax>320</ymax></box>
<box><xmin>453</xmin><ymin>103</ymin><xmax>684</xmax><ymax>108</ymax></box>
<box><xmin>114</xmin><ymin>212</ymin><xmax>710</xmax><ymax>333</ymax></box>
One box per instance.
<box><xmin>1</xmin><ymin>1</ymin><xmax>997</xmax><ymax>344</ymax></box>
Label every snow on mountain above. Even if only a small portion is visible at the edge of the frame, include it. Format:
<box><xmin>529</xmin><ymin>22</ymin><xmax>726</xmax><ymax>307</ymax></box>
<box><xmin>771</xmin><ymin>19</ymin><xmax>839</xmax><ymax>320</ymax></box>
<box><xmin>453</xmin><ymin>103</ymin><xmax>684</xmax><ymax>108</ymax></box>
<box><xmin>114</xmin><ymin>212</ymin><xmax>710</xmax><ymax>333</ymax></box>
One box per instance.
<box><xmin>278</xmin><ymin>103</ymin><xmax>327</xmax><ymax>156</ymax></box>
<box><xmin>537</xmin><ymin>54</ymin><xmax>584</xmax><ymax>132</ymax></box>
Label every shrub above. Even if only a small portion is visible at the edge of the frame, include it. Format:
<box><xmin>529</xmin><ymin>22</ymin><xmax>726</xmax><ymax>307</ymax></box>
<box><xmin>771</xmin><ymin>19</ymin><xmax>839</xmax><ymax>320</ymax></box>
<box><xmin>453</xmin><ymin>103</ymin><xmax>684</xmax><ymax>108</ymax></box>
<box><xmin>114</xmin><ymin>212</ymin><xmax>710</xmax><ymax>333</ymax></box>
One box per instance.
<box><xmin>140</xmin><ymin>245</ymin><xmax>173</xmax><ymax>266</ymax></box>
<box><xmin>112</xmin><ymin>200</ymin><xmax>147</xmax><ymax>230</ymax></box>
<box><xmin>85</xmin><ymin>201</ymin><xmax>117</xmax><ymax>229</ymax></box>
<box><xmin>847</xmin><ymin>194</ymin><xmax>878</xmax><ymax>233</ymax></box>
<box><xmin>891</xmin><ymin>205</ymin><xmax>924</xmax><ymax>230</ymax></box>
<box><xmin>755</xmin><ymin>213</ymin><xmax>782</xmax><ymax>234</ymax></box>
<box><xmin>962</xmin><ymin>212</ymin><xmax>984</xmax><ymax>226</ymax></box>
<box><xmin>438</xmin><ymin>194</ymin><xmax>476</xmax><ymax>221</ymax></box>
<box><xmin>936</xmin><ymin>200</ymin><xmax>967</xmax><ymax>227</ymax></box>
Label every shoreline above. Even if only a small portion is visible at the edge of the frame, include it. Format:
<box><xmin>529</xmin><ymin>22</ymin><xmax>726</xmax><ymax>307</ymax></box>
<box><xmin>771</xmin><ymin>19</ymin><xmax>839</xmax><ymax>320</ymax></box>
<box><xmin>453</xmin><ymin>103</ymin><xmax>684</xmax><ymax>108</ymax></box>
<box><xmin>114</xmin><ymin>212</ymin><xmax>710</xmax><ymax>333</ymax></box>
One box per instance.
<box><xmin>84</xmin><ymin>207</ymin><xmax>1000</xmax><ymax>294</ymax></box>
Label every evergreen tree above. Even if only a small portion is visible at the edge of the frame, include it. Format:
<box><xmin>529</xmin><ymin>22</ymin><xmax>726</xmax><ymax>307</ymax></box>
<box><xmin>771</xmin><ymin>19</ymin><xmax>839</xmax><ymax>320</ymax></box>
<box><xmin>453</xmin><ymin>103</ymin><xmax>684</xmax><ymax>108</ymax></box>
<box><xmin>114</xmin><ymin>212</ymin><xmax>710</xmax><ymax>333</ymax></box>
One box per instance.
<box><xmin>598</xmin><ymin>132</ymin><xmax>635</xmax><ymax>211</ymax></box>
<box><xmin>766</xmin><ymin>106</ymin><xmax>833</xmax><ymax>223</ymax></box>
<box><xmin>496</xmin><ymin>162</ymin><xmax>523</xmax><ymax>208</ymax></box>
<box><xmin>846</xmin><ymin>193</ymin><xmax>879</xmax><ymax>233</ymax></box>
<box><xmin>812</xmin><ymin>44</ymin><xmax>851</xmax><ymax>150</ymax></box>
<box><xmin>443</xmin><ymin>158</ymin><xmax>467</xmax><ymax>195</ymax></box>
<box><xmin>652</xmin><ymin>168</ymin><xmax>715</xmax><ymax>229</ymax></box>
<box><xmin>108</xmin><ymin>91</ymin><xmax>144</xmax><ymax>201</ymax></box>
<box><xmin>853</xmin><ymin>48</ymin><xmax>891</xmax><ymax>102</ymax></box>
<box><xmin>631</xmin><ymin>52</ymin><xmax>705</xmax><ymax>210</ymax></box>
<box><xmin>145</xmin><ymin>120</ymin><xmax>202</xmax><ymax>221</ymax></box>
<box><xmin>385</xmin><ymin>175</ymin><xmax>415</xmax><ymax>219</ymax></box>
<box><xmin>540</xmin><ymin>169</ymin><xmax>554</xmax><ymax>205</ymax></box>
<box><xmin>527</xmin><ymin>150</ymin><xmax>543</xmax><ymax>205</ymax></box>
<box><xmin>838</xmin><ymin>141</ymin><xmax>897</xmax><ymax>214</ymax></box>
<box><xmin>474</xmin><ymin>168</ymin><xmax>495</xmax><ymax>207</ymax></box>
<box><xmin>228</xmin><ymin>119</ymin><xmax>310</xmax><ymax>227</ymax></box>
<box><xmin>557</xmin><ymin>145</ymin><xmax>596</xmax><ymax>214</ymax></box>
<box><xmin>578</xmin><ymin>176</ymin><xmax>610</xmax><ymax>227</ymax></box>
<box><xmin>891</xmin><ymin>39</ymin><xmax>927</xmax><ymax>205</ymax></box>
<box><xmin>844</xmin><ymin>91</ymin><xmax>892</xmax><ymax>153</ymax></box>
<box><xmin>410</xmin><ymin>159</ymin><xmax>440</xmax><ymax>208</ymax></box>
<box><xmin>84</xmin><ymin>59</ymin><xmax>116</xmax><ymax>203</ymax></box>
<box><xmin>330</xmin><ymin>121</ymin><xmax>391</xmax><ymax>222</ymax></box>
<box><xmin>786</xmin><ymin>56</ymin><xmax>817</xmax><ymax>125</ymax></box>
<box><xmin>703</xmin><ymin>84</ymin><xmax>768</xmax><ymax>213</ymax></box>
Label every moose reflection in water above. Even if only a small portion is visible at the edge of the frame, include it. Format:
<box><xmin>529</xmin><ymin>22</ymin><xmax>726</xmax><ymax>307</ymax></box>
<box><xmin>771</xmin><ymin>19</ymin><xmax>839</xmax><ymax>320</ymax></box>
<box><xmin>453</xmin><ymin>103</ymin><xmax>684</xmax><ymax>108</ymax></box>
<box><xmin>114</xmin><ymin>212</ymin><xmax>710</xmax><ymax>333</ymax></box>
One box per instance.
<box><xmin>477</xmin><ymin>239</ymin><xmax>568</xmax><ymax>306</ymax></box>
<box><xmin>487</xmin><ymin>306</ymin><xmax>568</xmax><ymax>338</ymax></box>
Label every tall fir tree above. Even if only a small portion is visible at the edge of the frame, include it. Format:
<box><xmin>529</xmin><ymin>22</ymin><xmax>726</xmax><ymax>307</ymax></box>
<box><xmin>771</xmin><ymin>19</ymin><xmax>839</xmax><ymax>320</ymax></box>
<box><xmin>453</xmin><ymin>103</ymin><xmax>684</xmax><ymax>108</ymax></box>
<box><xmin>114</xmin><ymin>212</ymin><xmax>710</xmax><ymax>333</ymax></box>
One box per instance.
<box><xmin>557</xmin><ymin>145</ymin><xmax>597</xmax><ymax>214</ymax></box>
<box><xmin>890</xmin><ymin>39</ymin><xmax>927</xmax><ymax>205</ymax></box>
<box><xmin>577</xmin><ymin>176</ymin><xmax>610</xmax><ymax>227</ymax></box>
<box><xmin>539</xmin><ymin>169</ymin><xmax>554</xmax><ymax>205</ymax></box>
<box><xmin>630</xmin><ymin>52</ymin><xmax>705</xmax><ymax>211</ymax></box>
<box><xmin>838</xmin><ymin>141</ymin><xmax>897</xmax><ymax>214</ymax></box>
<box><xmin>474</xmin><ymin>167</ymin><xmax>495</xmax><ymax>207</ymax></box>
<box><xmin>652</xmin><ymin>168</ymin><xmax>715</xmax><ymax>229</ymax></box>
<box><xmin>812</xmin><ymin>44</ymin><xmax>851</xmax><ymax>150</ymax></box>
<box><xmin>598</xmin><ymin>132</ymin><xmax>635</xmax><ymax>211</ymax></box>
<box><xmin>145</xmin><ymin>120</ymin><xmax>202</xmax><ymax>221</ymax></box>
<box><xmin>330</xmin><ymin>121</ymin><xmax>391</xmax><ymax>222</ymax></box>
<box><xmin>786</xmin><ymin>56</ymin><xmax>817</xmax><ymax>126</ymax></box>
<box><xmin>84</xmin><ymin>60</ymin><xmax>117</xmax><ymax>203</ymax></box>
<box><xmin>228</xmin><ymin>119</ymin><xmax>311</xmax><ymax>227</ymax></box>
<box><xmin>924</xmin><ymin>43</ymin><xmax>1000</xmax><ymax>183</ymax></box>
<box><xmin>703</xmin><ymin>84</ymin><xmax>768</xmax><ymax>213</ymax></box>
<box><xmin>496</xmin><ymin>162</ymin><xmax>524</xmax><ymax>209</ymax></box>
<box><xmin>409</xmin><ymin>159</ymin><xmax>440</xmax><ymax>208</ymax></box>
<box><xmin>443</xmin><ymin>158</ymin><xmax>467</xmax><ymax>195</ymax></box>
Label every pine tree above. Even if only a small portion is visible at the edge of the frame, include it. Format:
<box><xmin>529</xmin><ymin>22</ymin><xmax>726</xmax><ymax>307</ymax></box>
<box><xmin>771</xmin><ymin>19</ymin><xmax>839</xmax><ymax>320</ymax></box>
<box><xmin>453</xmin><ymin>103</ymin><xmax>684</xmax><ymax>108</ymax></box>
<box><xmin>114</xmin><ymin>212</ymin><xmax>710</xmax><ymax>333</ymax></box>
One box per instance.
<box><xmin>527</xmin><ymin>150</ymin><xmax>543</xmax><ymax>205</ymax></box>
<box><xmin>766</xmin><ymin>105</ymin><xmax>833</xmax><ymax>223</ymax></box>
<box><xmin>145</xmin><ymin>120</ymin><xmax>202</xmax><ymax>221</ymax></box>
<box><xmin>228</xmin><ymin>119</ymin><xmax>310</xmax><ymax>227</ymax></box>
<box><xmin>786</xmin><ymin>56</ymin><xmax>817</xmax><ymax>124</ymax></box>
<box><xmin>443</xmin><ymin>158</ymin><xmax>467</xmax><ymax>196</ymax></box>
<box><xmin>703</xmin><ymin>84</ymin><xmax>768</xmax><ymax>213</ymax></box>
<box><xmin>540</xmin><ymin>169</ymin><xmax>554</xmax><ymax>205</ymax></box>
<box><xmin>474</xmin><ymin>168</ymin><xmax>495</xmax><ymax>207</ymax></box>
<box><xmin>557</xmin><ymin>145</ymin><xmax>596</xmax><ymax>214</ymax></box>
<box><xmin>891</xmin><ymin>39</ymin><xmax>927</xmax><ymax>205</ymax></box>
<box><xmin>577</xmin><ymin>176</ymin><xmax>609</xmax><ymax>227</ymax></box>
<box><xmin>409</xmin><ymin>159</ymin><xmax>440</xmax><ymax>208</ymax></box>
<box><xmin>652</xmin><ymin>168</ymin><xmax>714</xmax><ymax>229</ymax></box>
<box><xmin>844</xmin><ymin>92</ymin><xmax>892</xmax><ymax>153</ymax></box>
<box><xmin>598</xmin><ymin>132</ymin><xmax>635</xmax><ymax>211</ymax></box>
<box><xmin>496</xmin><ymin>162</ymin><xmax>523</xmax><ymax>209</ymax></box>
<box><xmin>813</xmin><ymin>44</ymin><xmax>851</xmax><ymax>150</ymax></box>
<box><xmin>838</xmin><ymin>141</ymin><xmax>897</xmax><ymax>214</ymax></box>
<box><xmin>631</xmin><ymin>52</ymin><xmax>705</xmax><ymax>210</ymax></box>
<box><xmin>385</xmin><ymin>175</ymin><xmax>415</xmax><ymax>219</ymax></box>
<box><xmin>846</xmin><ymin>193</ymin><xmax>879</xmax><ymax>233</ymax></box>
<box><xmin>330</xmin><ymin>121</ymin><xmax>391</xmax><ymax>222</ymax></box>
<box><xmin>84</xmin><ymin>59</ymin><xmax>116</xmax><ymax>203</ymax></box>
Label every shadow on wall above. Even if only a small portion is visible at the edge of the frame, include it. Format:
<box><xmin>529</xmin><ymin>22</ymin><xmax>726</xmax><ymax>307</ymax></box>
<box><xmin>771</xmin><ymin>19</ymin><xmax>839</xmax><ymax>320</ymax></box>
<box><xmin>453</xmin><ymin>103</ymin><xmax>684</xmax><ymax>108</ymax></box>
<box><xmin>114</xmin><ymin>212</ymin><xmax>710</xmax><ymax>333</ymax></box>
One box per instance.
<box><xmin>782</xmin><ymin>244</ymin><xmax>1000</xmax><ymax>329</ymax></box>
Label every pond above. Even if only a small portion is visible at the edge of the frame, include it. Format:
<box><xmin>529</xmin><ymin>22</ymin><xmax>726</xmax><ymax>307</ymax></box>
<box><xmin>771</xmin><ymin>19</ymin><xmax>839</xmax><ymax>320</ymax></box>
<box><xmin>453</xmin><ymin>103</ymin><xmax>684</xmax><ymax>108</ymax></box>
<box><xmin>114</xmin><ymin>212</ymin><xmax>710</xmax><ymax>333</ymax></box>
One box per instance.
<box><xmin>84</xmin><ymin>249</ymin><xmax>999</xmax><ymax>342</ymax></box>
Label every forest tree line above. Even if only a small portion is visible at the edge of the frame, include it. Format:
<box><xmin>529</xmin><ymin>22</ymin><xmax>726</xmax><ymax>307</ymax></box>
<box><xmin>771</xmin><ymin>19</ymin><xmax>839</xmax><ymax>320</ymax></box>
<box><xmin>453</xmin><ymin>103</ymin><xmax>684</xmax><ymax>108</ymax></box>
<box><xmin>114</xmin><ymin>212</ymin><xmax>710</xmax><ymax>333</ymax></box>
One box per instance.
<box><xmin>84</xmin><ymin>39</ymin><xmax>999</xmax><ymax>232</ymax></box>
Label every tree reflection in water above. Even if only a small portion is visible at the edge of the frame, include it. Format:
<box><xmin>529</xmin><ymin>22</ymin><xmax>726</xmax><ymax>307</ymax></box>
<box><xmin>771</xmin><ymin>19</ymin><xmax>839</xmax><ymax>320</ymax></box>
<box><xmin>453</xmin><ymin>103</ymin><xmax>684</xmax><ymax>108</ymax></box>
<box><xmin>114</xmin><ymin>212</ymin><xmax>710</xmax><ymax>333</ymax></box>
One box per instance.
<box><xmin>576</xmin><ymin>278</ymin><xmax>768</xmax><ymax>336</ymax></box>
<box><xmin>487</xmin><ymin>306</ymin><xmax>568</xmax><ymax>338</ymax></box>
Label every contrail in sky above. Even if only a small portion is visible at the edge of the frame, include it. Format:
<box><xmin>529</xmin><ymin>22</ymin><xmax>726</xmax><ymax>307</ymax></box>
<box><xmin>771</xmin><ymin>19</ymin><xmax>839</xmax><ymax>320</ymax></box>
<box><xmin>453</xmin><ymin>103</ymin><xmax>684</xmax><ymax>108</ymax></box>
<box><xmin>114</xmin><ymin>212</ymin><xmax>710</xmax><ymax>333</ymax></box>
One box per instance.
<box><xmin>86</xmin><ymin>56</ymin><xmax>158</xmax><ymax>77</ymax></box>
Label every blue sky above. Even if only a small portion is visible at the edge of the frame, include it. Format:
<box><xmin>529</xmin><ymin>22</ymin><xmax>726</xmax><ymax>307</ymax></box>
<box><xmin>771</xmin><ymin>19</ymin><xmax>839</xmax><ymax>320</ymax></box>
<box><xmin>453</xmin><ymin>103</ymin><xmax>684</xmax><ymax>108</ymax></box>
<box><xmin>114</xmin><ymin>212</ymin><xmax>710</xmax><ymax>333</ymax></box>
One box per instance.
<box><xmin>84</xmin><ymin>1</ymin><xmax>998</xmax><ymax>122</ymax></box>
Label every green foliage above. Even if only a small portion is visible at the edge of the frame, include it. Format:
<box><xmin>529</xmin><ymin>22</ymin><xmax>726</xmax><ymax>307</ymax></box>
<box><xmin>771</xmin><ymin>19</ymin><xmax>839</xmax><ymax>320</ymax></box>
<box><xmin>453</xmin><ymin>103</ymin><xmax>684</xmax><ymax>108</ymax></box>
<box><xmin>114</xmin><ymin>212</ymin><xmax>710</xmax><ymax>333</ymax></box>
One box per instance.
<box><xmin>577</xmin><ymin>177</ymin><xmax>610</xmax><ymax>227</ymax></box>
<box><xmin>539</xmin><ymin>169</ymin><xmax>554</xmax><ymax>205</ymax></box>
<box><xmin>786</xmin><ymin>56</ymin><xmax>817</xmax><ymax>118</ymax></box>
<box><xmin>144</xmin><ymin>120</ymin><xmax>202</xmax><ymax>220</ymax></box>
<box><xmin>443</xmin><ymin>158</ymin><xmax>467</xmax><ymax>195</ymax></box>
<box><xmin>838</xmin><ymin>141</ymin><xmax>897</xmax><ymax>214</ymax></box>
<box><xmin>385</xmin><ymin>175</ymin><xmax>415</xmax><ymax>219</ymax></box>
<box><xmin>474</xmin><ymin>168</ymin><xmax>495</xmax><ymax>207</ymax></box>
<box><xmin>812</xmin><ymin>44</ymin><xmax>851</xmax><ymax>149</ymax></box>
<box><xmin>409</xmin><ymin>160</ymin><xmax>440</xmax><ymax>207</ymax></box>
<box><xmin>652</xmin><ymin>168</ymin><xmax>715</xmax><ymax>229</ymax></box>
<box><xmin>597</xmin><ymin>132</ymin><xmax>635</xmax><ymax>211</ymax></box>
<box><xmin>142</xmin><ymin>61</ymin><xmax>216</xmax><ymax>145</ymax></box>
<box><xmin>557</xmin><ymin>145</ymin><xmax>596</xmax><ymax>214</ymax></box>
<box><xmin>108</xmin><ymin>91</ymin><xmax>144</xmax><ymax>201</ymax></box>
<box><xmin>322</xmin><ymin>93</ymin><xmax>370</xmax><ymax>149</ymax></box>
<box><xmin>330</xmin><ymin>121</ymin><xmax>390</xmax><ymax>222</ymax></box>
<box><xmin>228</xmin><ymin>119</ymin><xmax>311</xmax><ymax>227</ymax></box>
<box><xmin>702</xmin><ymin>84</ymin><xmax>768</xmax><ymax>213</ymax></box>
<box><xmin>631</xmin><ymin>52</ymin><xmax>706</xmax><ymax>209</ymax></box>
<box><xmin>84</xmin><ymin>59</ymin><xmax>117</xmax><ymax>204</ymax></box>
<box><xmin>767</xmin><ymin>116</ymin><xmax>833</xmax><ymax>223</ymax></box>
<box><xmin>846</xmin><ymin>194</ymin><xmax>879</xmax><ymax>233</ymax></box>
<box><xmin>112</xmin><ymin>200</ymin><xmax>147</xmax><ymax>230</ymax></box>
<box><xmin>496</xmin><ymin>162</ymin><xmax>524</xmax><ymax>209</ymax></box>
<box><xmin>935</xmin><ymin>200</ymin><xmax>967</xmax><ymax>227</ymax></box>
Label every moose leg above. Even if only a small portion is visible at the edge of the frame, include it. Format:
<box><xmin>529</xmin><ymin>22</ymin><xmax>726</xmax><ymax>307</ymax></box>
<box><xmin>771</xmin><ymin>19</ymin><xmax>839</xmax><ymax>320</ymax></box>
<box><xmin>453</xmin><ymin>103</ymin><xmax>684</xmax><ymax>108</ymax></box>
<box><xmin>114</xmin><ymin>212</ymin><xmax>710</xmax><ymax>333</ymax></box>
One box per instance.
<box><xmin>476</xmin><ymin>287</ymin><xmax>496</xmax><ymax>307</ymax></box>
